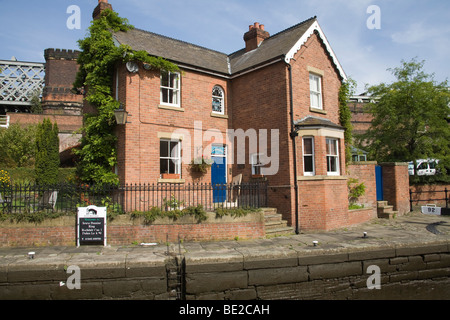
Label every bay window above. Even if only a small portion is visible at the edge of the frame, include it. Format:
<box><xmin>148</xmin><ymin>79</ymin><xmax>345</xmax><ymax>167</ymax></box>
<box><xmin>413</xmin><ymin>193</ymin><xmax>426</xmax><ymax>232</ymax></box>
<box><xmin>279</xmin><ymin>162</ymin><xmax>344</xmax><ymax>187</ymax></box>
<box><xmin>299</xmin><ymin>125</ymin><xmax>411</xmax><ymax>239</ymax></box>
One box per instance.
<box><xmin>326</xmin><ymin>138</ymin><xmax>340</xmax><ymax>175</ymax></box>
<box><xmin>302</xmin><ymin>137</ymin><xmax>315</xmax><ymax>176</ymax></box>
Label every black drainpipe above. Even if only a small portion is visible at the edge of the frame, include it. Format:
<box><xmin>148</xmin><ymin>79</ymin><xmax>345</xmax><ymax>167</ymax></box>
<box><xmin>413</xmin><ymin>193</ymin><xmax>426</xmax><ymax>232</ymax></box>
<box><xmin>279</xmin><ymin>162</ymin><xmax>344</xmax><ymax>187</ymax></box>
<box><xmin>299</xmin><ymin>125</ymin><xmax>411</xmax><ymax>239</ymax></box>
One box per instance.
<box><xmin>286</xmin><ymin>60</ymin><xmax>300</xmax><ymax>234</ymax></box>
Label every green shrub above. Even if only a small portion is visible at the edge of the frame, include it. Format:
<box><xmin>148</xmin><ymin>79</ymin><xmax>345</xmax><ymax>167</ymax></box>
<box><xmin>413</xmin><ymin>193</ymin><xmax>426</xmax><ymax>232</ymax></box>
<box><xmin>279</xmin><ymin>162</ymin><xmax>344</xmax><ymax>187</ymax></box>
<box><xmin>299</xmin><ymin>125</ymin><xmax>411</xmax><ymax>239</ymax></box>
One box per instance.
<box><xmin>35</xmin><ymin>119</ymin><xmax>60</xmax><ymax>186</ymax></box>
<box><xmin>131</xmin><ymin>204</ymin><xmax>207</xmax><ymax>225</ymax></box>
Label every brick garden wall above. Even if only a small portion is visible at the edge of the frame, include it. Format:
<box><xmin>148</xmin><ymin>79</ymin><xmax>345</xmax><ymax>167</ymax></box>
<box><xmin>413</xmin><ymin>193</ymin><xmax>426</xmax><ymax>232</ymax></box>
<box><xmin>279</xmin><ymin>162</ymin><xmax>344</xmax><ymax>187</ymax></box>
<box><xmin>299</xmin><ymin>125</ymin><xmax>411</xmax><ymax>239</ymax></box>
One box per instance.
<box><xmin>410</xmin><ymin>184</ymin><xmax>450</xmax><ymax>208</ymax></box>
<box><xmin>381</xmin><ymin>162</ymin><xmax>410</xmax><ymax>215</ymax></box>
<box><xmin>0</xmin><ymin>212</ymin><xmax>265</xmax><ymax>247</ymax></box>
<box><xmin>7</xmin><ymin>113</ymin><xmax>82</xmax><ymax>133</ymax></box>
<box><xmin>348</xmin><ymin>162</ymin><xmax>377</xmax><ymax>207</ymax></box>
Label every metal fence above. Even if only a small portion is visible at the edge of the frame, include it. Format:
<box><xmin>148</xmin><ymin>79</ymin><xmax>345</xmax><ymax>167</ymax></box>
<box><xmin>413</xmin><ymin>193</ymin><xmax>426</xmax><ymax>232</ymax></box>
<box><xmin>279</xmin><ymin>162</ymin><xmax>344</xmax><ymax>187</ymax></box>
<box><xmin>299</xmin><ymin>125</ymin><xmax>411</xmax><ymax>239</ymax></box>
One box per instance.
<box><xmin>0</xmin><ymin>181</ymin><xmax>268</xmax><ymax>215</ymax></box>
<box><xmin>409</xmin><ymin>187</ymin><xmax>448</xmax><ymax>211</ymax></box>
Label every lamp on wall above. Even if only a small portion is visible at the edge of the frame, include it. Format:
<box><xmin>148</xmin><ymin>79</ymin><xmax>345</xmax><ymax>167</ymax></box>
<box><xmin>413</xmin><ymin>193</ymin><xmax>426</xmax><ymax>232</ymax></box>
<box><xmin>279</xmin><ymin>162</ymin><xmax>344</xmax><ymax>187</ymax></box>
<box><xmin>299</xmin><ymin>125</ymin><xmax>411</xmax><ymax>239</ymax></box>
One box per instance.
<box><xmin>114</xmin><ymin>103</ymin><xmax>129</xmax><ymax>125</ymax></box>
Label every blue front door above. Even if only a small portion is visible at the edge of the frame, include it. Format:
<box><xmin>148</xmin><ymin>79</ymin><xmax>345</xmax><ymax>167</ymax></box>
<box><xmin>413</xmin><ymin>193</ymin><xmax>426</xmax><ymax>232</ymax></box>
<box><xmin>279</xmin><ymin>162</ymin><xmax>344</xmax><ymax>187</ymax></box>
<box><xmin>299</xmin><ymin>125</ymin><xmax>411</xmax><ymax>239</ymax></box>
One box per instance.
<box><xmin>211</xmin><ymin>145</ymin><xmax>226</xmax><ymax>203</ymax></box>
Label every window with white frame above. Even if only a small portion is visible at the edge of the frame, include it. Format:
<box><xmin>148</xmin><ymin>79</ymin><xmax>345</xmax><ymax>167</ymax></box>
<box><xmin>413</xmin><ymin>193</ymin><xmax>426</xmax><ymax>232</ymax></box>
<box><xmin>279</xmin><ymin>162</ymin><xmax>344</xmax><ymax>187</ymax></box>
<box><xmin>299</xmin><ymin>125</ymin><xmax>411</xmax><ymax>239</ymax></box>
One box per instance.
<box><xmin>251</xmin><ymin>153</ymin><xmax>264</xmax><ymax>175</ymax></box>
<box><xmin>160</xmin><ymin>71</ymin><xmax>180</xmax><ymax>106</ymax></box>
<box><xmin>212</xmin><ymin>86</ymin><xmax>224</xmax><ymax>114</ymax></box>
<box><xmin>309</xmin><ymin>73</ymin><xmax>323</xmax><ymax>110</ymax></box>
<box><xmin>302</xmin><ymin>137</ymin><xmax>315</xmax><ymax>176</ymax></box>
<box><xmin>326</xmin><ymin>138</ymin><xmax>340</xmax><ymax>175</ymax></box>
<box><xmin>160</xmin><ymin>139</ymin><xmax>181</xmax><ymax>176</ymax></box>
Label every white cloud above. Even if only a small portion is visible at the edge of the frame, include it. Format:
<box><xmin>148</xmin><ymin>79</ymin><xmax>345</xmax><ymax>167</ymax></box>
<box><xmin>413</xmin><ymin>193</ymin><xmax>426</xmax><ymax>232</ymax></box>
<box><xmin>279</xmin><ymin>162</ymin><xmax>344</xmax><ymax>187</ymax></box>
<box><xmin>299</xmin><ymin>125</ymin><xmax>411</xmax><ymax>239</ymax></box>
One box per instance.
<box><xmin>391</xmin><ymin>22</ymin><xmax>429</xmax><ymax>44</ymax></box>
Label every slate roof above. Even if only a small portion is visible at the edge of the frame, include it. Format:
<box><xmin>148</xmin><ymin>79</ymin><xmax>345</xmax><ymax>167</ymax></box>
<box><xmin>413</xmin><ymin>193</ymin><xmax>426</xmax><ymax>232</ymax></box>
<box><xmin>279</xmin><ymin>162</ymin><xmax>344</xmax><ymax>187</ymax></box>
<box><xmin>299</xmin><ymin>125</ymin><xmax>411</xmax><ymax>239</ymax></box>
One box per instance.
<box><xmin>294</xmin><ymin>115</ymin><xmax>344</xmax><ymax>130</ymax></box>
<box><xmin>229</xmin><ymin>17</ymin><xmax>317</xmax><ymax>74</ymax></box>
<box><xmin>112</xmin><ymin>17</ymin><xmax>323</xmax><ymax>77</ymax></box>
<box><xmin>113</xmin><ymin>28</ymin><xmax>230</xmax><ymax>75</ymax></box>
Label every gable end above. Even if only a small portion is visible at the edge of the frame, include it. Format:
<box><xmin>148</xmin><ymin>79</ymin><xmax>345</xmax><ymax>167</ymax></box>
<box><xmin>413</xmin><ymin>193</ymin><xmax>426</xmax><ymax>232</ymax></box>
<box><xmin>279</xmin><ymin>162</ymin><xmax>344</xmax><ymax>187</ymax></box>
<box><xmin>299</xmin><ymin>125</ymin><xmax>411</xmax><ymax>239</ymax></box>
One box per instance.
<box><xmin>285</xmin><ymin>21</ymin><xmax>347</xmax><ymax>81</ymax></box>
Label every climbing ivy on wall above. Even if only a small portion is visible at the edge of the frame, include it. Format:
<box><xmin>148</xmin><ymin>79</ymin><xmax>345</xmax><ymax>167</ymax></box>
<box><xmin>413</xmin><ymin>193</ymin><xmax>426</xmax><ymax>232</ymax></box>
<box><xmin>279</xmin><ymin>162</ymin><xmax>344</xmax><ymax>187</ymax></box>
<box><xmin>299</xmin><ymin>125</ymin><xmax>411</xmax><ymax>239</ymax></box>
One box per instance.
<box><xmin>338</xmin><ymin>78</ymin><xmax>357</xmax><ymax>164</ymax></box>
<box><xmin>73</xmin><ymin>9</ymin><xmax>179</xmax><ymax>185</ymax></box>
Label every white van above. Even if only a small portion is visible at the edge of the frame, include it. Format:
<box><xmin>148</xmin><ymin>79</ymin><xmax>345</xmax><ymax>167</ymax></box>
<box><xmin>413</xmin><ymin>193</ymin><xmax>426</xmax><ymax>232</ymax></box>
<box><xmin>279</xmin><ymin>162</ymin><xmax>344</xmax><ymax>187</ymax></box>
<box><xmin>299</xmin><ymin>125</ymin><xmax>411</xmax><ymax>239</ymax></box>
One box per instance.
<box><xmin>408</xmin><ymin>159</ymin><xmax>439</xmax><ymax>176</ymax></box>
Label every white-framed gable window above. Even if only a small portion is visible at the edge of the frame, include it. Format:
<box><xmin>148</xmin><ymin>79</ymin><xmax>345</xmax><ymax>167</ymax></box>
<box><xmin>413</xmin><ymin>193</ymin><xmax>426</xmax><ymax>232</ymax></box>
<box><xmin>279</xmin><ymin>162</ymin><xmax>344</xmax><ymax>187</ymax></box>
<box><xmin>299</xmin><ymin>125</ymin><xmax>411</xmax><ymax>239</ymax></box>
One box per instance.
<box><xmin>302</xmin><ymin>137</ymin><xmax>315</xmax><ymax>176</ymax></box>
<box><xmin>309</xmin><ymin>73</ymin><xmax>323</xmax><ymax>110</ymax></box>
<box><xmin>160</xmin><ymin>71</ymin><xmax>180</xmax><ymax>107</ymax></box>
<box><xmin>326</xmin><ymin>138</ymin><xmax>340</xmax><ymax>175</ymax></box>
<box><xmin>212</xmin><ymin>86</ymin><xmax>224</xmax><ymax>114</ymax></box>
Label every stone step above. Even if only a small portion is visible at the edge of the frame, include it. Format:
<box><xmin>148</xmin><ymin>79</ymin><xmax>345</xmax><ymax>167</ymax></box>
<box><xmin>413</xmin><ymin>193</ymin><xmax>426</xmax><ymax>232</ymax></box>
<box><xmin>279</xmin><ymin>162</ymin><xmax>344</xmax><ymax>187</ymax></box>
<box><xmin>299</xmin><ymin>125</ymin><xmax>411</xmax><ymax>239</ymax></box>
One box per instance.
<box><xmin>378</xmin><ymin>210</ymin><xmax>398</xmax><ymax>219</ymax></box>
<box><xmin>265</xmin><ymin>226</ymin><xmax>295</xmax><ymax>236</ymax></box>
<box><xmin>377</xmin><ymin>205</ymin><xmax>394</xmax><ymax>213</ymax></box>
<box><xmin>265</xmin><ymin>219</ymin><xmax>288</xmax><ymax>229</ymax></box>
<box><xmin>377</xmin><ymin>201</ymin><xmax>389</xmax><ymax>207</ymax></box>
<box><xmin>377</xmin><ymin>201</ymin><xmax>398</xmax><ymax>219</ymax></box>
<box><xmin>261</xmin><ymin>208</ymin><xmax>278</xmax><ymax>215</ymax></box>
<box><xmin>264</xmin><ymin>213</ymin><xmax>283</xmax><ymax>222</ymax></box>
<box><xmin>261</xmin><ymin>208</ymin><xmax>294</xmax><ymax>236</ymax></box>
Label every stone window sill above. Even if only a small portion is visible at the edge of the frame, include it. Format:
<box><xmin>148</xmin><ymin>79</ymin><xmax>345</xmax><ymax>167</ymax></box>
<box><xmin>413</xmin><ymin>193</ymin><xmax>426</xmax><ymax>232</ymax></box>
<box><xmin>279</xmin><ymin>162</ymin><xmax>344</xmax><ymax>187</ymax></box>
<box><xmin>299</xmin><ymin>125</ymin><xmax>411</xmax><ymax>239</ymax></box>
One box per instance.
<box><xmin>210</xmin><ymin>112</ymin><xmax>228</xmax><ymax>119</ymax></box>
<box><xmin>157</xmin><ymin>179</ymin><xmax>185</xmax><ymax>184</ymax></box>
<box><xmin>298</xmin><ymin>175</ymin><xmax>347</xmax><ymax>181</ymax></box>
<box><xmin>310</xmin><ymin>107</ymin><xmax>327</xmax><ymax>115</ymax></box>
<box><xmin>158</xmin><ymin>104</ymin><xmax>185</xmax><ymax>112</ymax></box>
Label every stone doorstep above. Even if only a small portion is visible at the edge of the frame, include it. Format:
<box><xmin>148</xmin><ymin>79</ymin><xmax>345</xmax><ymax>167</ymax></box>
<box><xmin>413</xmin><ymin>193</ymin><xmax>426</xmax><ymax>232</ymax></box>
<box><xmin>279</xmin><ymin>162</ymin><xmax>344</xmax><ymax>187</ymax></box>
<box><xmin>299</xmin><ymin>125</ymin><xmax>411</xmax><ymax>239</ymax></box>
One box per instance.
<box><xmin>377</xmin><ymin>201</ymin><xmax>398</xmax><ymax>219</ymax></box>
<box><xmin>263</xmin><ymin>208</ymin><xmax>294</xmax><ymax>236</ymax></box>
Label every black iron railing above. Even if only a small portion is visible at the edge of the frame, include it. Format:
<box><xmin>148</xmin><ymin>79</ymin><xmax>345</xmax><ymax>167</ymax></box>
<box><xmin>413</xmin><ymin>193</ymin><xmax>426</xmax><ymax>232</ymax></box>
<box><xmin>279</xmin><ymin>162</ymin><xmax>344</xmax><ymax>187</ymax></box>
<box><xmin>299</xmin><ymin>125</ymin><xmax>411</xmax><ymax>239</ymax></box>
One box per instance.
<box><xmin>0</xmin><ymin>181</ymin><xmax>268</xmax><ymax>215</ymax></box>
<box><xmin>409</xmin><ymin>187</ymin><xmax>448</xmax><ymax>212</ymax></box>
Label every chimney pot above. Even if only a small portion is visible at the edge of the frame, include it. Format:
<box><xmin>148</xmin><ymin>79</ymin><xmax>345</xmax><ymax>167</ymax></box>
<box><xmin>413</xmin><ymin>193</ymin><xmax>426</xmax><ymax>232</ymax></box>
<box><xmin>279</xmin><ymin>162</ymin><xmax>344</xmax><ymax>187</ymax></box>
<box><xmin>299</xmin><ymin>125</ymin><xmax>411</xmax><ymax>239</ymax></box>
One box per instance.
<box><xmin>243</xmin><ymin>22</ymin><xmax>270</xmax><ymax>52</ymax></box>
<box><xmin>93</xmin><ymin>0</ymin><xmax>113</xmax><ymax>19</ymax></box>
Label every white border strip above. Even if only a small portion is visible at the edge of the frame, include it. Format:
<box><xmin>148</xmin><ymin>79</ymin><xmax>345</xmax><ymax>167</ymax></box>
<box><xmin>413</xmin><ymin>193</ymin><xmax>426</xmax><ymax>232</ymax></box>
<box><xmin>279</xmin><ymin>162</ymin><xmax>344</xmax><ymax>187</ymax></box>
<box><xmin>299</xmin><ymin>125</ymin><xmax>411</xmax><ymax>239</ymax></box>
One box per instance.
<box><xmin>285</xmin><ymin>21</ymin><xmax>347</xmax><ymax>81</ymax></box>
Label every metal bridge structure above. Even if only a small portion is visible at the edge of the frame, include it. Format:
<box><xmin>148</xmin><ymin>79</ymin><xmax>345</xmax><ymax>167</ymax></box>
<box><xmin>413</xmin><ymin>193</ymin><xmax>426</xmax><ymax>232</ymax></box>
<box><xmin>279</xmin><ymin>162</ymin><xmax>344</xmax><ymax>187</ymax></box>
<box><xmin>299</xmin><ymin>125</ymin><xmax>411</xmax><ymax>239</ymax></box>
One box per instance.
<box><xmin>0</xmin><ymin>59</ymin><xmax>45</xmax><ymax>127</ymax></box>
<box><xmin>0</xmin><ymin>59</ymin><xmax>45</xmax><ymax>109</ymax></box>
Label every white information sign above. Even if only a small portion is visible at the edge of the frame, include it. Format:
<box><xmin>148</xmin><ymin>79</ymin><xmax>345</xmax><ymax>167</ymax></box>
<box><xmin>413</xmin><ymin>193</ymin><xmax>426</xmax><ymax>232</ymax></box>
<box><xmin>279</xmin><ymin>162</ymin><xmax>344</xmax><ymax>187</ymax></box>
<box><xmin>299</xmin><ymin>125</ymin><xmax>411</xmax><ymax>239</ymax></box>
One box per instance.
<box><xmin>77</xmin><ymin>205</ymin><xmax>107</xmax><ymax>246</ymax></box>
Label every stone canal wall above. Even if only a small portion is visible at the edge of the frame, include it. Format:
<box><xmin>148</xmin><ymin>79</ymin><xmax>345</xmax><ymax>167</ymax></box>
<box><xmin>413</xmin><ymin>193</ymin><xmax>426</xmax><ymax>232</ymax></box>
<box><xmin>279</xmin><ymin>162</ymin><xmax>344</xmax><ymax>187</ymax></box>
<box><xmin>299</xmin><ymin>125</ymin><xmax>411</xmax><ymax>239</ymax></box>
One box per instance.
<box><xmin>0</xmin><ymin>241</ymin><xmax>449</xmax><ymax>300</ymax></box>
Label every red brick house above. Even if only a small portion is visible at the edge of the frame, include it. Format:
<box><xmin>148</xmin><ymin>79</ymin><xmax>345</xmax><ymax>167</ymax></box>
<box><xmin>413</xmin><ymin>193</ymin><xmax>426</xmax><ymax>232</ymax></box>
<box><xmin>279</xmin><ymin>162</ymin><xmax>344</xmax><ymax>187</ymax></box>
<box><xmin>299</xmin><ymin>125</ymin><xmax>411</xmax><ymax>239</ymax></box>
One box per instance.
<box><xmin>101</xmin><ymin>1</ymin><xmax>357</xmax><ymax>231</ymax></box>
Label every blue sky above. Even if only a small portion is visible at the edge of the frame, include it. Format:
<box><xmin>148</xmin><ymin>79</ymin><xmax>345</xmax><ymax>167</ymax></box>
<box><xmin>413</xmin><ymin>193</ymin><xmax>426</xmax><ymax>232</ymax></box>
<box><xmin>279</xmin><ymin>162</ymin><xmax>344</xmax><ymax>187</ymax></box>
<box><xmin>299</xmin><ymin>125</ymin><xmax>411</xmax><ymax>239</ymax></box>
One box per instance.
<box><xmin>1</xmin><ymin>0</ymin><xmax>449</xmax><ymax>93</ymax></box>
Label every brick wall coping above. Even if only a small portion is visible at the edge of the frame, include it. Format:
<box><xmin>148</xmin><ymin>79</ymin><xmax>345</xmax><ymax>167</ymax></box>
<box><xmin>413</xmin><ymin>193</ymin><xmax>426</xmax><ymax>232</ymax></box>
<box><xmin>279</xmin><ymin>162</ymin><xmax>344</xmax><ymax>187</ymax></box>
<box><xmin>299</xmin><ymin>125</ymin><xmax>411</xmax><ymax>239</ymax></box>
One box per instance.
<box><xmin>348</xmin><ymin>161</ymin><xmax>378</xmax><ymax>165</ymax></box>
<box><xmin>7</xmin><ymin>112</ymin><xmax>83</xmax><ymax>118</ymax></box>
<box><xmin>0</xmin><ymin>211</ymin><xmax>264</xmax><ymax>228</ymax></box>
<box><xmin>380</xmin><ymin>162</ymin><xmax>409</xmax><ymax>166</ymax></box>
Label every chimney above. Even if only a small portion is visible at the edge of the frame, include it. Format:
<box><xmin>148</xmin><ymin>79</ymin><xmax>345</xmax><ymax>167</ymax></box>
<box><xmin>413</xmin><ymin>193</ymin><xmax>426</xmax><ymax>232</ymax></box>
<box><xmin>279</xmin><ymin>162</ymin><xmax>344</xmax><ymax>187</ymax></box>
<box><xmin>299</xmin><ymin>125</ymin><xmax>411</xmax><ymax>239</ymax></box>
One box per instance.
<box><xmin>93</xmin><ymin>0</ymin><xmax>113</xmax><ymax>20</ymax></box>
<box><xmin>243</xmin><ymin>22</ymin><xmax>270</xmax><ymax>52</ymax></box>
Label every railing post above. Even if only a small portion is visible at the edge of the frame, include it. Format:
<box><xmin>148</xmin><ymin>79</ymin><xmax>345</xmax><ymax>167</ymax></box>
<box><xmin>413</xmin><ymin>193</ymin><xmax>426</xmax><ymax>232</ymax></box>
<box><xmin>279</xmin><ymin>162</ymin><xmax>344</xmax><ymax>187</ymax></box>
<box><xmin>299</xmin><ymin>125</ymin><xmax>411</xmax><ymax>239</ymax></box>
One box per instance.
<box><xmin>409</xmin><ymin>189</ymin><xmax>413</xmax><ymax>212</ymax></box>
<box><xmin>445</xmin><ymin>187</ymin><xmax>448</xmax><ymax>209</ymax></box>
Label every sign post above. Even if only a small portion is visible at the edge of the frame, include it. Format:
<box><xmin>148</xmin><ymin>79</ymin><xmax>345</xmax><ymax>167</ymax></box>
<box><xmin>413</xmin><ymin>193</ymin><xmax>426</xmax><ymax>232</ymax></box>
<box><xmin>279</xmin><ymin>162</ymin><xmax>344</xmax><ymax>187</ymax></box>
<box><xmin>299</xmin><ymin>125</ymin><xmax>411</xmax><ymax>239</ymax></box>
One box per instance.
<box><xmin>77</xmin><ymin>205</ymin><xmax>107</xmax><ymax>247</ymax></box>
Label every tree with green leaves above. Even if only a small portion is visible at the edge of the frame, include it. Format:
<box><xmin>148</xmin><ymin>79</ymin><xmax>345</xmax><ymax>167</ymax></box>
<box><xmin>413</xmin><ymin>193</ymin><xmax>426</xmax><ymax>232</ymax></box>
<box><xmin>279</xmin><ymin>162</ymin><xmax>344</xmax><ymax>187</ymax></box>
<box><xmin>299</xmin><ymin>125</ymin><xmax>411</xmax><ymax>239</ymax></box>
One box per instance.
<box><xmin>357</xmin><ymin>58</ymin><xmax>450</xmax><ymax>174</ymax></box>
<box><xmin>73</xmin><ymin>8</ymin><xmax>179</xmax><ymax>186</ymax></box>
<box><xmin>35</xmin><ymin>119</ymin><xmax>60</xmax><ymax>185</ymax></box>
<box><xmin>0</xmin><ymin>124</ymin><xmax>37</xmax><ymax>168</ymax></box>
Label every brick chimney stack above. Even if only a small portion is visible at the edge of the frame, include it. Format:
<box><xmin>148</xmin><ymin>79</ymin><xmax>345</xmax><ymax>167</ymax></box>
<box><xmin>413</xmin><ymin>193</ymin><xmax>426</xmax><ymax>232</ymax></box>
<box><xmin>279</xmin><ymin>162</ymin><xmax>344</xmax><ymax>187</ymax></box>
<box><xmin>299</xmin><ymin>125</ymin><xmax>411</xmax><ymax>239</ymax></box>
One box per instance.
<box><xmin>93</xmin><ymin>0</ymin><xmax>113</xmax><ymax>20</ymax></box>
<box><xmin>244</xmin><ymin>22</ymin><xmax>270</xmax><ymax>52</ymax></box>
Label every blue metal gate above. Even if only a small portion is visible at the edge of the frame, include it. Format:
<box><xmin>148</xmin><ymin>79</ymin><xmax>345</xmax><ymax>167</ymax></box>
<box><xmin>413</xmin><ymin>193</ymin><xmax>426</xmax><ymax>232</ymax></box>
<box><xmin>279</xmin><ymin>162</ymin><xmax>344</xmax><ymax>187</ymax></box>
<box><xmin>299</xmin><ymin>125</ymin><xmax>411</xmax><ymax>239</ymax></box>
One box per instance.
<box><xmin>375</xmin><ymin>165</ymin><xmax>383</xmax><ymax>201</ymax></box>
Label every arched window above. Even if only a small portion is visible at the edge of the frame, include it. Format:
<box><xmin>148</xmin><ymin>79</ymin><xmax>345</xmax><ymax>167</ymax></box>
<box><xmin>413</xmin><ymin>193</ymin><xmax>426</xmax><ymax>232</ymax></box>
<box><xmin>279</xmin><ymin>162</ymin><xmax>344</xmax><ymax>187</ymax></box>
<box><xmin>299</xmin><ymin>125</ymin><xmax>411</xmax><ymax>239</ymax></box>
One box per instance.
<box><xmin>212</xmin><ymin>86</ymin><xmax>224</xmax><ymax>114</ymax></box>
